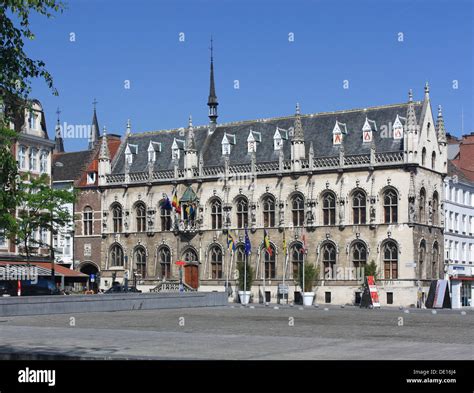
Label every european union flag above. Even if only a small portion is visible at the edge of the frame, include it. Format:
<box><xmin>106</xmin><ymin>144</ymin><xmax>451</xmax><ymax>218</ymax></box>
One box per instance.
<box><xmin>244</xmin><ymin>227</ymin><xmax>251</xmax><ymax>256</ymax></box>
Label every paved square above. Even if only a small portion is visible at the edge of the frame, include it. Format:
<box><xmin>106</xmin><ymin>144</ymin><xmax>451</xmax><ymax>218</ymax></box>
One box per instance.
<box><xmin>0</xmin><ymin>306</ymin><xmax>472</xmax><ymax>360</ymax></box>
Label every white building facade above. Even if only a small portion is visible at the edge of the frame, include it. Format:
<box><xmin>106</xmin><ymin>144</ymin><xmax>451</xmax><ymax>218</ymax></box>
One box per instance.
<box><xmin>444</xmin><ymin>168</ymin><xmax>474</xmax><ymax>308</ymax></box>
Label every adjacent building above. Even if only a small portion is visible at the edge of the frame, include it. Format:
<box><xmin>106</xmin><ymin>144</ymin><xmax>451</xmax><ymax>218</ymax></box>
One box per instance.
<box><xmin>444</xmin><ymin>133</ymin><xmax>474</xmax><ymax>308</ymax></box>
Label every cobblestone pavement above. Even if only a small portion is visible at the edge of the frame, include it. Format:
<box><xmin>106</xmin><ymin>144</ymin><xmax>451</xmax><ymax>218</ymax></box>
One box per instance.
<box><xmin>0</xmin><ymin>305</ymin><xmax>472</xmax><ymax>360</ymax></box>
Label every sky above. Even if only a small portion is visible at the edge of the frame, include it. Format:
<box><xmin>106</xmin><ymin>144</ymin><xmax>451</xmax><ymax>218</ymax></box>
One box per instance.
<box><xmin>25</xmin><ymin>0</ymin><xmax>473</xmax><ymax>152</ymax></box>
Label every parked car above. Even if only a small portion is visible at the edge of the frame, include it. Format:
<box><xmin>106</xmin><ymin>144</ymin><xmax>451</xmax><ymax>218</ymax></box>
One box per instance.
<box><xmin>0</xmin><ymin>281</ymin><xmax>16</xmax><ymax>296</ymax></box>
<box><xmin>104</xmin><ymin>285</ymin><xmax>142</xmax><ymax>294</ymax></box>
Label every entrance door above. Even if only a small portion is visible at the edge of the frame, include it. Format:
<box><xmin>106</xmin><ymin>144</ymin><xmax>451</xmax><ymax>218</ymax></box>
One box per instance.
<box><xmin>80</xmin><ymin>263</ymin><xmax>99</xmax><ymax>292</ymax></box>
<box><xmin>184</xmin><ymin>264</ymin><xmax>199</xmax><ymax>289</ymax></box>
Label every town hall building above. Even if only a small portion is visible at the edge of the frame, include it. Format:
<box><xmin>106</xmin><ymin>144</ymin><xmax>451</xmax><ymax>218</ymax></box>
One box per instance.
<box><xmin>94</xmin><ymin>54</ymin><xmax>448</xmax><ymax>306</ymax></box>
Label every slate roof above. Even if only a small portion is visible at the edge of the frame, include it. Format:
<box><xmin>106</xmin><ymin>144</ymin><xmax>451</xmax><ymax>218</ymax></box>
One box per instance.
<box><xmin>112</xmin><ymin>102</ymin><xmax>423</xmax><ymax>174</ymax></box>
<box><xmin>52</xmin><ymin>150</ymin><xmax>94</xmax><ymax>182</ymax></box>
<box><xmin>448</xmin><ymin>161</ymin><xmax>474</xmax><ymax>186</ymax></box>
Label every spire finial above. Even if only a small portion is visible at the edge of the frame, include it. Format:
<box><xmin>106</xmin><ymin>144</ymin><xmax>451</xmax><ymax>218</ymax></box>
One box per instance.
<box><xmin>56</xmin><ymin>107</ymin><xmax>61</xmax><ymax>124</ymax></box>
<box><xmin>207</xmin><ymin>37</ymin><xmax>218</xmax><ymax>128</ymax></box>
<box><xmin>103</xmin><ymin>125</ymin><xmax>107</xmax><ymax>136</ymax></box>
<box><xmin>424</xmin><ymin>82</ymin><xmax>430</xmax><ymax>100</ymax></box>
<box><xmin>436</xmin><ymin>104</ymin><xmax>447</xmax><ymax>144</ymax></box>
<box><xmin>126</xmin><ymin>119</ymin><xmax>131</xmax><ymax>135</ymax></box>
<box><xmin>99</xmin><ymin>125</ymin><xmax>110</xmax><ymax>160</ymax></box>
<box><xmin>408</xmin><ymin>89</ymin><xmax>413</xmax><ymax>102</ymax></box>
<box><xmin>89</xmin><ymin>99</ymin><xmax>100</xmax><ymax>150</ymax></box>
<box><xmin>438</xmin><ymin>104</ymin><xmax>442</xmax><ymax>116</ymax></box>
<box><xmin>92</xmin><ymin>98</ymin><xmax>98</xmax><ymax>111</ymax></box>
<box><xmin>296</xmin><ymin>102</ymin><xmax>300</xmax><ymax>115</ymax></box>
<box><xmin>188</xmin><ymin>115</ymin><xmax>193</xmax><ymax>128</ymax></box>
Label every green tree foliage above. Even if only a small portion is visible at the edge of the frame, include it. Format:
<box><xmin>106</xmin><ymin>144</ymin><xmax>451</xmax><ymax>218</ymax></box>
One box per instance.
<box><xmin>15</xmin><ymin>173</ymin><xmax>75</xmax><ymax>262</ymax></box>
<box><xmin>237</xmin><ymin>260</ymin><xmax>254</xmax><ymax>291</ymax></box>
<box><xmin>297</xmin><ymin>263</ymin><xmax>320</xmax><ymax>292</ymax></box>
<box><xmin>364</xmin><ymin>260</ymin><xmax>379</xmax><ymax>280</ymax></box>
<box><xmin>1</xmin><ymin>0</ymin><xmax>65</xmax><ymax>107</ymax></box>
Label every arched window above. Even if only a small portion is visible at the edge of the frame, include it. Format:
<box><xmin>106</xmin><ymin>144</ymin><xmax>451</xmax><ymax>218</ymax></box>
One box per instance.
<box><xmin>322</xmin><ymin>242</ymin><xmax>336</xmax><ymax>272</ymax></box>
<box><xmin>235</xmin><ymin>245</ymin><xmax>246</xmax><ymax>264</ymax></box>
<box><xmin>83</xmin><ymin>206</ymin><xmax>93</xmax><ymax>235</ymax></box>
<box><xmin>262</xmin><ymin>196</ymin><xmax>275</xmax><ymax>227</ymax></box>
<box><xmin>210</xmin><ymin>199</ymin><xmax>222</xmax><ymax>230</ymax></box>
<box><xmin>383</xmin><ymin>189</ymin><xmax>398</xmax><ymax>224</ymax></box>
<box><xmin>322</xmin><ymin>191</ymin><xmax>336</xmax><ymax>225</ymax></box>
<box><xmin>383</xmin><ymin>241</ymin><xmax>398</xmax><ymax>279</ymax></box>
<box><xmin>431</xmin><ymin>151</ymin><xmax>436</xmax><ymax>170</ymax></box>
<box><xmin>135</xmin><ymin>203</ymin><xmax>146</xmax><ymax>232</ymax></box>
<box><xmin>160</xmin><ymin>202</ymin><xmax>172</xmax><ymax>231</ymax></box>
<box><xmin>183</xmin><ymin>248</ymin><xmax>198</xmax><ymax>264</ymax></box>
<box><xmin>292</xmin><ymin>194</ymin><xmax>305</xmax><ymax>227</ymax></box>
<box><xmin>264</xmin><ymin>244</ymin><xmax>276</xmax><ymax>279</ymax></box>
<box><xmin>109</xmin><ymin>244</ymin><xmax>124</xmax><ymax>267</ymax></box>
<box><xmin>135</xmin><ymin>247</ymin><xmax>147</xmax><ymax>278</ymax></box>
<box><xmin>351</xmin><ymin>242</ymin><xmax>367</xmax><ymax>268</ymax></box>
<box><xmin>419</xmin><ymin>188</ymin><xmax>426</xmax><ymax>224</ymax></box>
<box><xmin>418</xmin><ymin>241</ymin><xmax>426</xmax><ymax>279</ymax></box>
<box><xmin>236</xmin><ymin>197</ymin><xmax>249</xmax><ymax>229</ymax></box>
<box><xmin>421</xmin><ymin>147</ymin><xmax>427</xmax><ymax>166</ymax></box>
<box><xmin>159</xmin><ymin>246</ymin><xmax>171</xmax><ymax>279</ymax></box>
<box><xmin>432</xmin><ymin>192</ymin><xmax>439</xmax><ymax>226</ymax></box>
<box><xmin>291</xmin><ymin>243</ymin><xmax>304</xmax><ymax>279</ymax></box>
<box><xmin>210</xmin><ymin>245</ymin><xmax>223</xmax><ymax>279</ymax></box>
<box><xmin>352</xmin><ymin>191</ymin><xmax>366</xmax><ymax>225</ymax></box>
<box><xmin>112</xmin><ymin>204</ymin><xmax>123</xmax><ymax>233</ymax></box>
<box><xmin>432</xmin><ymin>242</ymin><xmax>439</xmax><ymax>279</ymax></box>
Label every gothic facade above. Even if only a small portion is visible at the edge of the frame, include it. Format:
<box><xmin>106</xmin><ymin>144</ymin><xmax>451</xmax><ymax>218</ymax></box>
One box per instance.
<box><xmin>95</xmin><ymin>66</ymin><xmax>447</xmax><ymax>306</ymax></box>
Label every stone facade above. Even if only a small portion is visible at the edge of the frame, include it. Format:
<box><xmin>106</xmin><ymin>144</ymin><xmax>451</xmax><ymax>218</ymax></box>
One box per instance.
<box><xmin>96</xmin><ymin>83</ymin><xmax>447</xmax><ymax>307</ymax></box>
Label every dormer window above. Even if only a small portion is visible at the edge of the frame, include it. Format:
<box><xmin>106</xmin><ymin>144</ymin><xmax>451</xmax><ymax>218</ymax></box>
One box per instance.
<box><xmin>29</xmin><ymin>111</ymin><xmax>37</xmax><ymax>130</ymax></box>
<box><xmin>247</xmin><ymin>130</ymin><xmax>261</xmax><ymax>153</ymax></box>
<box><xmin>125</xmin><ymin>143</ymin><xmax>138</xmax><ymax>165</ymax></box>
<box><xmin>393</xmin><ymin>115</ymin><xmax>405</xmax><ymax>140</ymax></box>
<box><xmin>332</xmin><ymin>121</ymin><xmax>347</xmax><ymax>145</ymax></box>
<box><xmin>87</xmin><ymin>172</ymin><xmax>97</xmax><ymax>184</ymax></box>
<box><xmin>273</xmin><ymin>127</ymin><xmax>288</xmax><ymax>150</ymax></box>
<box><xmin>221</xmin><ymin>133</ymin><xmax>235</xmax><ymax>155</ymax></box>
<box><xmin>362</xmin><ymin>117</ymin><xmax>377</xmax><ymax>143</ymax></box>
<box><xmin>147</xmin><ymin>141</ymin><xmax>161</xmax><ymax>162</ymax></box>
<box><xmin>171</xmin><ymin>138</ymin><xmax>185</xmax><ymax>160</ymax></box>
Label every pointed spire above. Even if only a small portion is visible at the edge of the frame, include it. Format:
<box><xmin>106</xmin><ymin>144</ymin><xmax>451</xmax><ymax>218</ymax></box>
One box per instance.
<box><xmin>292</xmin><ymin>103</ymin><xmax>304</xmax><ymax>141</ymax></box>
<box><xmin>186</xmin><ymin>115</ymin><xmax>196</xmax><ymax>150</ymax></box>
<box><xmin>54</xmin><ymin>107</ymin><xmax>64</xmax><ymax>153</ymax></box>
<box><xmin>207</xmin><ymin>37</ymin><xmax>218</xmax><ymax>126</ymax></box>
<box><xmin>126</xmin><ymin>119</ymin><xmax>131</xmax><ymax>137</ymax></box>
<box><xmin>406</xmin><ymin>89</ymin><xmax>417</xmax><ymax>132</ymax></box>
<box><xmin>99</xmin><ymin>126</ymin><xmax>110</xmax><ymax>160</ymax></box>
<box><xmin>88</xmin><ymin>98</ymin><xmax>100</xmax><ymax>150</ymax></box>
<box><xmin>436</xmin><ymin>105</ymin><xmax>447</xmax><ymax>144</ymax></box>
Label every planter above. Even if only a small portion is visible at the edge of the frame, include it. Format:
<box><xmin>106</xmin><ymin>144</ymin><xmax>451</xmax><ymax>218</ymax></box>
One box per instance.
<box><xmin>238</xmin><ymin>291</ymin><xmax>251</xmax><ymax>305</ymax></box>
<box><xmin>303</xmin><ymin>292</ymin><xmax>315</xmax><ymax>306</ymax></box>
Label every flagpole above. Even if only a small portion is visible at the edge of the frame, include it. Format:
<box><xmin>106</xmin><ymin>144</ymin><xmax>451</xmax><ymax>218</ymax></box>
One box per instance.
<box><xmin>225</xmin><ymin>244</ymin><xmax>229</xmax><ymax>297</ymax></box>
<box><xmin>283</xmin><ymin>249</ymin><xmax>288</xmax><ymax>304</ymax></box>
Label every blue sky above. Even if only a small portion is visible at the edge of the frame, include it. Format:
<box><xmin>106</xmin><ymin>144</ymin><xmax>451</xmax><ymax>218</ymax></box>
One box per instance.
<box><xmin>26</xmin><ymin>0</ymin><xmax>473</xmax><ymax>152</ymax></box>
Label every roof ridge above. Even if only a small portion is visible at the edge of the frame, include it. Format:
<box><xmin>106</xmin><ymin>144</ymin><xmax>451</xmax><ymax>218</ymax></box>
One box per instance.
<box><xmin>129</xmin><ymin>101</ymin><xmax>420</xmax><ymax>138</ymax></box>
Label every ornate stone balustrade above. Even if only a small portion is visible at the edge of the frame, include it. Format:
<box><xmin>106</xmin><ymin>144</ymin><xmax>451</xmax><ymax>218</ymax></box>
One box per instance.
<box><xmin>105</xmin><ymin>151</ymin><xmax>407</xmax><ymax>185</ymax></box>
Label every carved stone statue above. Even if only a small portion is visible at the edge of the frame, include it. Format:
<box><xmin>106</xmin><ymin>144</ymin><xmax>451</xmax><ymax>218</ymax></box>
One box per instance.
<box><xmin>408</xmin><ymin>198</ymin><xmax>416</xmax><ymax>222</ymax></box>
<box><xmin>338</xmin><ymin>199</ymin><xmax>345</xmax><ymax>225</ymax></box>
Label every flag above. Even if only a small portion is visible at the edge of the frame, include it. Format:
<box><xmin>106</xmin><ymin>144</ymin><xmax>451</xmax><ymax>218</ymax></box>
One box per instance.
<box><xmin>185</xmin><ymin>204</ymin><xmax>191</xmax><ymax>218</ymax></box>
<box><xmin>301</xmin><ymin>230</ymin><xmax>307</xmax><ymax>254</ymax></box>
<box><xmin>189</xmin><ymin>204</ymin><xmax>195</xmax><ymax>220</ymax></box>
<box><xmin>160</xmin><ymin>195</ymin><xmax>172</xmax><ymax>210</ymax></box>
<box><xmin>264</xmin><ymin>229</ymin><xmax>272</xmax><ymax>256</ymax></box>
<box><xmin>244</xmin><ymin>227</ymin><xmax>251</xmax><ymax>256</ymax></box>
<box><xmin>172</xmin><ymin>191</ymin><xmax>181</xmax><ymax>213</ymax></box>
<box><xmin>227</xmin><ymin>232</ymin><xmax>236</xmax><ymax>252</ymax></box>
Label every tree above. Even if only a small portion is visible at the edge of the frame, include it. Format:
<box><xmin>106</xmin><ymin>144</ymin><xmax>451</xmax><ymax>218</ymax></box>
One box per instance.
<box><xmin>297</xmin><ymin>263</ymin><xmax>320</xmax><ymax>292</ymax></box>
<box><xmin>364</xmin><ymin>260</ymin><xmax>379</xmax><ymax>280</ymax></box>
<box><xmin>237</xmin><ymin>260</ymin><xmax>254</xmax><ymax>291</ymax></box>
<box><xmin>0</xmin><ymin>0</ymin><xmax>65</xmax><ymax>237</ymax></box>
<box><xmin>15</xmin><ymin>173</ymin><xmax>75</xmax><ymax>264</ymax></box>
<box><xmin>1</xmin><ymin>0</ymin><xmax>65</xmax><ymax>107</ymax></box>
